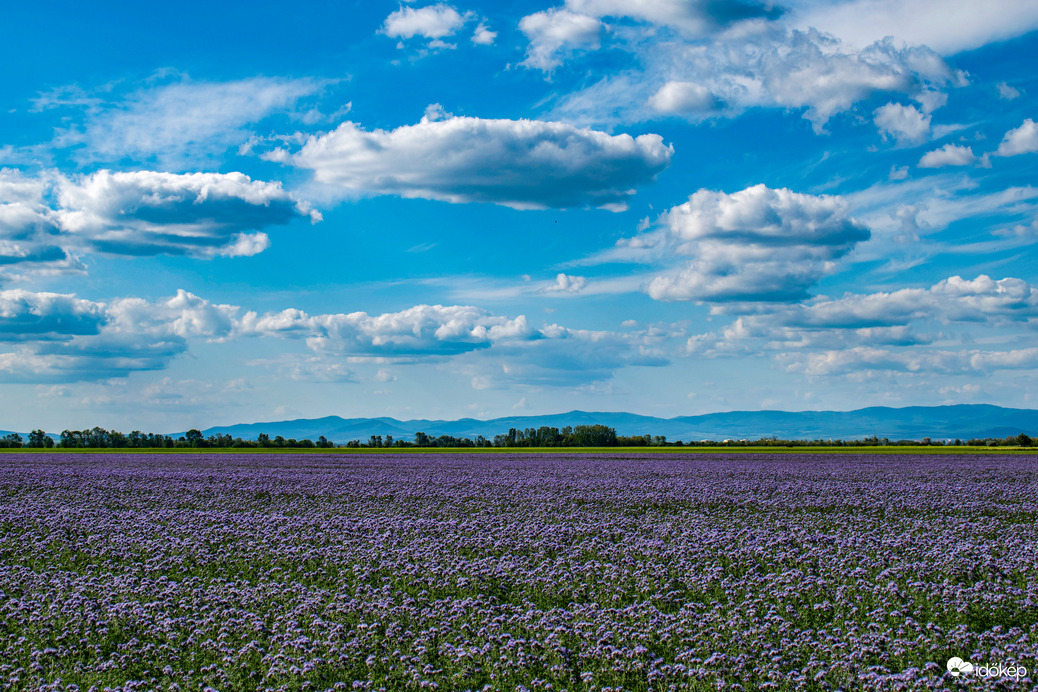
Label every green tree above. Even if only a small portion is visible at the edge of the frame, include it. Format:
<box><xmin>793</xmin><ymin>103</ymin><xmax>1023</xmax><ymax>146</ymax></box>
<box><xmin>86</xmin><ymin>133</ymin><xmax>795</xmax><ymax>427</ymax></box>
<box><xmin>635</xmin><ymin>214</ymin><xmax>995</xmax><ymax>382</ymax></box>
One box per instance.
<box><xmin>27</xmin><ymin>429</ymin><xmax>49</xmax><ymax>448</ymax></box>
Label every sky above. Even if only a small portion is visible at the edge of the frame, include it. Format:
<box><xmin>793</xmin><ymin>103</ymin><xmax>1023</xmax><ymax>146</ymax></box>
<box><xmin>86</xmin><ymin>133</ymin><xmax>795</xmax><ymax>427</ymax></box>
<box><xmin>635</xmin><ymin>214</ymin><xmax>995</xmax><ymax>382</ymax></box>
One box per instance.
<box><xmin>2</xmin><ymin>0</ymin><xmax>1038</xmax><ymax>432</ymax></box>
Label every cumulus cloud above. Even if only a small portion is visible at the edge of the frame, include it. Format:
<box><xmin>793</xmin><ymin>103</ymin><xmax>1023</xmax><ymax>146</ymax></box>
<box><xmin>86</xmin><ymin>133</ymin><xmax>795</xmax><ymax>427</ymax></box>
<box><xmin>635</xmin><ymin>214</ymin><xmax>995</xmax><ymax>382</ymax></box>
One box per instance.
<box><xmin>874</xmin><ymin>102</ymin><xmax>931</xmax><ymax>144</ymax></box>
<box><xmin>0</xmin><ymin>170</ymin><xmax>78</xmax><ymax>278</ymax></box>
<box><xmin>0</xmin><ymin>289</ymin><xmax>237</xmax><ymax>382</ymax></box>
<box><xmin>0</xmin><ymin>290</ymin><xmax>105</xmax><ymax>339</ymax></box>
<box><xmin>267</xmin><ymin>112</ymin><xmax>672</xmax><ymax>210</ymax></box>
<box><xmin>520</xmin><ymin>8</ymin><xmax>602</xmax><ymax>71</ymax></box>
<box><xmin>540</xmin><ymin>273</ymin><xmax>588</xmax><ymax>293</ymax></box>
<box><xmin>0</xmin><ymin>203</ymin><xmax>65</xmax><ymax>271</ymax></box>
<box><xmin>686</xmin><ymin>275</ymin><xmax>1038</xmax><ymax>359</ymax></box>
<box><xmin>918</xmin><ymin>143</ymin><xmax>985</xmax><ymax>168</ymax></box>
<box><xmin>644</xmin><ymin>184</ymin><xmax>870</xmax><ymax>302</ymax></box>
<box><xmin>51</xmin><ymin>77</ymin><xmax>325</xmax><ymax>167</ymax></box>
<box><xmin>240</xmin><ymin>304</ymin><xmax>533</xmax><ymax>357</ymax></box>
<box><xmin>0</xmin><ymin>287</ymin><xmax>676</xmax><ymax>385</ymax></box>
<box><xmin>997</xmin><ymin>119</ymin><xmax>1038</xmax><ymax>157</ymax></box>
<box><xmin>471</xmin><ymin>23</ymin><xmax>497</xmax><ymax>45</ymax></box>
<box><xmin>382</xmin><ymin>4</ymin><xmax>468</xmax><ymax>47</ymax></box>
<box><xmin>56</xmin><ymin>170</ymin><xmax>319</xmax><ymax>257</ymax></box>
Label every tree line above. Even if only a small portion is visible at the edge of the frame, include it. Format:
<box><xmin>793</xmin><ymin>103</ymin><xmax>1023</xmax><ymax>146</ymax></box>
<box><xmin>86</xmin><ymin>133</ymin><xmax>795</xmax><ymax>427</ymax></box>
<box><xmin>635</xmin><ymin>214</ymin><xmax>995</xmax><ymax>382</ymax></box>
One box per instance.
<box><xmin>1</xmin><ymin>425</ymin><xmax>1034</xmax><ymax>449</ymax></box>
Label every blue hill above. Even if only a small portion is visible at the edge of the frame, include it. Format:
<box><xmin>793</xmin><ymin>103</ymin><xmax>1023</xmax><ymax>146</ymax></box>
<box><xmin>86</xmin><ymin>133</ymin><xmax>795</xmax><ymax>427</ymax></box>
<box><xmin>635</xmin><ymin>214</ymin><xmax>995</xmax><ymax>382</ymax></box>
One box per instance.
<box><xmin>185</xmin><ymin>404</ymin><xmax>1038</xmax><ymax>443</ymax></box>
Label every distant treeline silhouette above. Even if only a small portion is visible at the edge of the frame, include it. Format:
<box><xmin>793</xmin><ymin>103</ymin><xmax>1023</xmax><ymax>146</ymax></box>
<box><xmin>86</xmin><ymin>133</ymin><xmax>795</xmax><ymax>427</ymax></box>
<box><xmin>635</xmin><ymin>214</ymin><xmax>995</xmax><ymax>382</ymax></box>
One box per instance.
<box><xmin>1</xmin><ymin>425</ymin><xmax>1034</xmax><ymax>449</ymax></box>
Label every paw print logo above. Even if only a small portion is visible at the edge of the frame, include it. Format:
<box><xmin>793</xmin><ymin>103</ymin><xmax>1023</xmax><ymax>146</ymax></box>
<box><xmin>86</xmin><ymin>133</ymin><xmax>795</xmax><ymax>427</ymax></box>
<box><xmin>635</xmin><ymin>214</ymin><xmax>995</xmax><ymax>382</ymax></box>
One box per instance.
<box><xmin>947</xmin><ymin>657</ymin><xmax>974</xmax><ymax>677</ymax></box>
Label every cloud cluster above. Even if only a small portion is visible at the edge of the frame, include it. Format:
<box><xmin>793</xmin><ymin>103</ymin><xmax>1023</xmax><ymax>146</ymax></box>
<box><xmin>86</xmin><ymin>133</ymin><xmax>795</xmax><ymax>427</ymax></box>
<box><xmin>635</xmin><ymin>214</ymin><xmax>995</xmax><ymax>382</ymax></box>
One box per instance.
<box><xmin>520</xmin><ymin>8</ymin><xmax>603</xmax><ymax>70</ymax></box>
<box><xmin>0</xmin><ymin>169</ymin><xmax>317</xmax><ymax>279</ymax></box>
<box><xmin>241</xmin><ymin>304</ymin><xmax>533</xmax><ymax>357</ymax></box>
<box><xmin>381</xmin><ymin>3</ymin><xmax>496</xmax><ymax>49</ymax></box>
<box><xmin>686</xmin><ymin>275</ymin><xmax>1038</xmax><ymax>376</ymax></box>
<box><xmin>644</xmin><ymin>184</ymin><xmax>870</xmax><ymax>302</ymax></box>
<box><xmin>521</xmin><ymin>0</ymin><xmax>783</xmax><ymax>70</ymax></box>
<box><xmin>0</xmin><ymin>289</ymin><xmax>237</xmax><ymax>382</ymax></box>
<box><xmin>267</xmin><ymin>112</ymin><xmax>672</xmax><ymax>210</ymax></box>
<box><xmin>57</xmin><ymin>170</ymin><xmax>319</xmax><ymax>258</ymax></box>
<box><xmin>0</xmin><ymin>286</ymin><xmax>674</xmax><ymax>386</ymax></box>
<box><xmin>532</xmin><ymin>5</ymin><xmax>960</xmax><ymax>133</ymax></box>
<box><xmin>0</xmin><ymin>170</ymin><xmax>76</xmax><ymax>278</ymax></box>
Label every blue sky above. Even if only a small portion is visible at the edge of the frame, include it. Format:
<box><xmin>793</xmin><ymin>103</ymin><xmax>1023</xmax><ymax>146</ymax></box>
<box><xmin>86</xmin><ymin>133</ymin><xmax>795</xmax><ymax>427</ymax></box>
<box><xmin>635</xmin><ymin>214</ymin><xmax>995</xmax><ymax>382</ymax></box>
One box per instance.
<box><xmin>3</xmin><ymin>0</ymin><xmax>1038</xmax><ymax>431</ymax></box>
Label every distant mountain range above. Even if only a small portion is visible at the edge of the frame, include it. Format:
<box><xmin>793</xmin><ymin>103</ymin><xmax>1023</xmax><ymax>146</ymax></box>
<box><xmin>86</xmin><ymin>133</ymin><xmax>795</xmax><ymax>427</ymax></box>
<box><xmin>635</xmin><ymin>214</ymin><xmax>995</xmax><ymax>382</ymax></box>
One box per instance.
<box><xmin>169</xmin><ymin>404</ymin><xmax>1038</xmax><ymax>443</ymax></box>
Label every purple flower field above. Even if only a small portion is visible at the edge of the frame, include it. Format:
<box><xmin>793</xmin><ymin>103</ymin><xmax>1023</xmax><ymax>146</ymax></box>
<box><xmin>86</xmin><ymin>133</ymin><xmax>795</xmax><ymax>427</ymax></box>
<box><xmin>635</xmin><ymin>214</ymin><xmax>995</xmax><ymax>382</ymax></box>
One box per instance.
<box><xmin>1</xmin><ymin>453</ymin><xmax>1036</xmax><ymax>691</ymax></box>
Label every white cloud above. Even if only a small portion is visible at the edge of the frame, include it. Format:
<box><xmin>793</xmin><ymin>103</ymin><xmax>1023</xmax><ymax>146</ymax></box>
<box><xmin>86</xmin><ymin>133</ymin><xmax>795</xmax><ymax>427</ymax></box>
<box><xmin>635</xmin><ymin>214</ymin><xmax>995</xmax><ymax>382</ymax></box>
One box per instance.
<box><xmin>53</xmin><ymin>77</ymin><xmax>325</xmax><ymax>167</ymax></box>
<box><xmin>648</xmin><ymin>81</ymin><xmax>715</xmax><ymax>115</ymax></box>
<box><xmin>520</xmin><ymin>8</ymin><xmax>602</xmax><ymax>71</ymax></box>
<box><xmin>0</xmin><ymin>290</ymin><xmax>105</xmax><ymax>339</ymax></box>
<box><xmin>833</xmin><ymin>177</ymin><xmax>1038</xmax><ymax>271</ymax></box>
<box><xmin>0</xmin><ymin>288</ymin><xmax>677</xmax><ymax>386</ymax></box>
<box><xmin>997</xmin><ymin>82</ymin><xmax>1021</xmax><ymax>100</ymax></box>
<box><xmin>791</xmin><ymin>0</ymin><xmax>1038</xmax><ymax>55</ymax></box>
<box><xmin>997</xmin><ymin>119</ymin><xmax>1038</xmax><ymax>157</ymax></box>
<box><xmin>0</xmin><ymin>289</ymin><xmax>237</xmax><ymax>382</ymax></box>
<box><xmin>874</xmin><ymin>102</ymin><xmax>930</xmax><ymax>144</ymax></box>
<box><xmin>240</xmin><ymin>301</ymin><xmax>672</xmax><ymax>386</ymax></box>
<box><xmin>539</xmin><ymin>273</ymin><xmax>588</xmax><ymax>293</ymax></box>
<box><xmin>240</xmin><ymin>304</ymin><xmax>534</xmax><ymax>357</ymax></box>
<box><xmin>0</xmin><ymin>170</ymin><xmax>76</xmax><ymax>278</ymax></box>
<box><xmin>686</xmin><ymin>274</ymin><xmax>1038</xmax><ymax>359</ymax></box>
<box><xmin>918</xmin><ymin>144</ymin><xmax>984</xmax><ymax>168</ymax></box>
<box><xmin>0</xmin><ymin>168</ymin><xmax>48</xmax><ymax>205</ymax></box>
<box><xmin>56</xmin><ymin>170</ymin><xmax>319</xmax><ymax>258</ymax></box>
<box><xmin>267</xmin><ymin>113</ymin><xmax>671</xmax><ymax>210</ymax></box>
<box><xmin>645</xmin><ymin>184</ymin><xmax>870</xmax><ymax>302</ymax></box>
<box><xmin>565</xmin><ymin>0</ymin><xmax>781</xmax><ymax>35</ymax></box>
<box><xmin>552</xmin><ymin>28</ymin><xmax>957</xmax><ymax>132</ymax></box>
<box><xmin>471</xmin><ymin>22</ymin><xmax>497</xmax><ymax>45</ymax></box>
<box><xmin>382</xmin><ymin>4</ymin><xmax>468</xmax><ymax>45</ymax></box>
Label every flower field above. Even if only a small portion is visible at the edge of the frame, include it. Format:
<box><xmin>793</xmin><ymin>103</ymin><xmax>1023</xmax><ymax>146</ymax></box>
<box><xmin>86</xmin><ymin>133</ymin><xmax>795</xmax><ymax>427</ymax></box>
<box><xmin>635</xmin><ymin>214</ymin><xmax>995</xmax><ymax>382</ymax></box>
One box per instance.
<box><xmin>1</xmin><ymin>452</ymin><xmax>1036</xmax><ymax>691</ymax></box>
